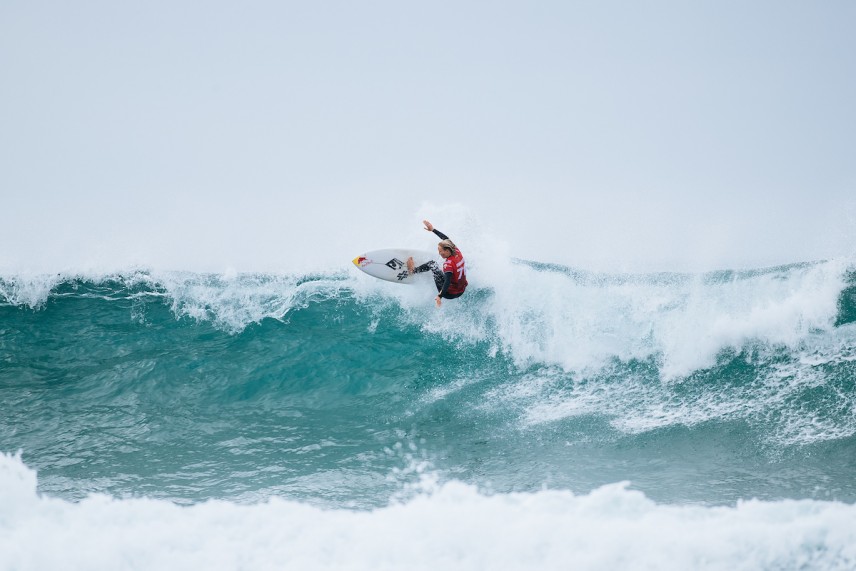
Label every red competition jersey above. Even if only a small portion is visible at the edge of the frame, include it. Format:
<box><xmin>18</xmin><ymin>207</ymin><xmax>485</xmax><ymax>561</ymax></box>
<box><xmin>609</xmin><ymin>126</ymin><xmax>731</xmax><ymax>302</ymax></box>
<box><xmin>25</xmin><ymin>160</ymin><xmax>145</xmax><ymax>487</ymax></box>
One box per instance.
<box><xmin>443</xmin><ymin>251</ymin><xmax>468</xmax><ymax>295</ymax></box>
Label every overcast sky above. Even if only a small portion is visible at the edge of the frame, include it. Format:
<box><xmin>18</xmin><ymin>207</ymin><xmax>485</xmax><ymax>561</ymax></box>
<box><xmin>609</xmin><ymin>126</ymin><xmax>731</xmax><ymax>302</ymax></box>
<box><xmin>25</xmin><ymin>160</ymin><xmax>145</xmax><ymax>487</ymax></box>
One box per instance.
<box><xmin>2</xmin><ymin>0</ymin><xmax>854</xmax><ymax>272</ymax></box>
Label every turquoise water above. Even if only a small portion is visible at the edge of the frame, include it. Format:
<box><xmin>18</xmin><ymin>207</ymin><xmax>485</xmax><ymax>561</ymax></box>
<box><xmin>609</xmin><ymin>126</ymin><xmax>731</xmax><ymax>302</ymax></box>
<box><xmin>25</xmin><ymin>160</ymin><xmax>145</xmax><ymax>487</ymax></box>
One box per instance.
<box><xmin>3</xmin><ymin>261</ymin><xmax>856</xmax><ymax>507</ymax></box>
<box><xmin>2</xmin><ymin>261</ymin><xmax>856</xmax><ymax>569</ymax></box>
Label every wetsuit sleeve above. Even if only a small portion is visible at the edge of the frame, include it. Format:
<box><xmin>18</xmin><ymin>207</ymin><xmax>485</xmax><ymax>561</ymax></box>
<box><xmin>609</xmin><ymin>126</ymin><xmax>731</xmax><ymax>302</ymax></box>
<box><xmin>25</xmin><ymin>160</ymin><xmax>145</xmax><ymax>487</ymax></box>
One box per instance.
<box><xmin>439</xmin><ymin>272</ymin><xmax>452</xmax><ymax>297</ymax></box>
<box><xmin>432</xmin><ymin>228</ymin><xmax>453</xmax><ymax>297</ymax></box>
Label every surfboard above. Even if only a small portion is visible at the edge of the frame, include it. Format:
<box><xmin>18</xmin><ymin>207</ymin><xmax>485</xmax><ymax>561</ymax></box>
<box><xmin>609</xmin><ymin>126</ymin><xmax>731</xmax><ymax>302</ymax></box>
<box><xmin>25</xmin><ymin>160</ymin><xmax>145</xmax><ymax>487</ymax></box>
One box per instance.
<box><xmin>352</xmin><ymin>249</ymin><xmax>437</xmax><ymax>284</ymax></box>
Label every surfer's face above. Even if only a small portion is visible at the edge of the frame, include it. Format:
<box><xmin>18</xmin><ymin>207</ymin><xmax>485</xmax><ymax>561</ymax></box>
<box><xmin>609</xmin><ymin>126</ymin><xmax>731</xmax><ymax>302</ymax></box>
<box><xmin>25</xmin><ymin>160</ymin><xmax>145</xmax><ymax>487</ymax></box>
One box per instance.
<box><xmin>438</xmin><ymin>245</ymin><xmax>452</xmax><ymax>258</ymax></box>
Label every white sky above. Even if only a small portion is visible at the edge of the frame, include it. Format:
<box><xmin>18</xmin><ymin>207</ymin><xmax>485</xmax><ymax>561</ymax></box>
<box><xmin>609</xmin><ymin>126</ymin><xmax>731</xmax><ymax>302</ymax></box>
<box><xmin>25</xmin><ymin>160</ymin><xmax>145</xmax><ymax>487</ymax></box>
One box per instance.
<box><xmin>2</xmin><ymin>0</ymin><xmax>855</xmax><ymax>273</ymax></box>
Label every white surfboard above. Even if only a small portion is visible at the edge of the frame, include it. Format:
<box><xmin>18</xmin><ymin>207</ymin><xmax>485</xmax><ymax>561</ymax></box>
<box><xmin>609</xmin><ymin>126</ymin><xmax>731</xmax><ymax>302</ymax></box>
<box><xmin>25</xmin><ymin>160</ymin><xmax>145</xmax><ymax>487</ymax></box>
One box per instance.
<box><xmin>352</xmin><ymin>249</ymin><xmax>437</xmax><ymax>284</ymax></box>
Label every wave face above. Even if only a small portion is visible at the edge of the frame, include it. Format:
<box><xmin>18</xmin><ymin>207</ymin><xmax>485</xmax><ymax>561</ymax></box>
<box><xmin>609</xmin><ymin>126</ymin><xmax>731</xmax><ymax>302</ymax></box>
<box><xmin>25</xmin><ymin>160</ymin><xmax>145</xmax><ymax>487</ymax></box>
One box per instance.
<box><xmin>2</xmin><ymin>259</ymin><xmax>856</xmax><ymax>569</ymax></box>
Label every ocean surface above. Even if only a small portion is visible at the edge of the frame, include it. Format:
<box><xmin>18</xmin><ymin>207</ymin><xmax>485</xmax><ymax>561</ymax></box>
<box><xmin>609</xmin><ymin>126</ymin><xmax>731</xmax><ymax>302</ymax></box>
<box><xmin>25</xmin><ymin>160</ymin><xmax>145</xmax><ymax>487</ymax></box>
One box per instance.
<box><xmin>2</xmin><ymin>256</ymin><xmax>856</xmax><ymax>570</ymax></box>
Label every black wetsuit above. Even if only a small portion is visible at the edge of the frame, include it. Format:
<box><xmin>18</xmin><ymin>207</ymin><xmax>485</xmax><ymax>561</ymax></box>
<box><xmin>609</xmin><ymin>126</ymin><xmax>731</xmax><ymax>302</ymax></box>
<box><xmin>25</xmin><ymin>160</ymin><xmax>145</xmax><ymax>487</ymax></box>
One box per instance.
<box><xmin>412</xmin><ymin>229</ymin><xmax>465</xmax><ymax>299</ymax></box>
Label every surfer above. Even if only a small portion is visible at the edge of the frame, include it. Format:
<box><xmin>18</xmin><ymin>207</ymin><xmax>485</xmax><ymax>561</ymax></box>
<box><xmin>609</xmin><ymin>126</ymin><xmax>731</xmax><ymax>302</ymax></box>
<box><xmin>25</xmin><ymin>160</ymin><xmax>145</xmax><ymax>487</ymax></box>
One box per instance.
<box><xmin>407</xmin><ymin>220</ymin><xmax>468</xmax><ymax>307</ymax></box>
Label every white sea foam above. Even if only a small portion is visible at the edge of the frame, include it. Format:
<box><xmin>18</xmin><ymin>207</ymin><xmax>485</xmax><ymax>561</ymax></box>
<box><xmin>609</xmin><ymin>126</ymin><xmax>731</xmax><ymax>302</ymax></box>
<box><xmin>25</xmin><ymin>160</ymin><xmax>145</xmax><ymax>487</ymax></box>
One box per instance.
<box><xmin>359</xmin><ymin>208</ymin><xmax>851</xmax><ymax>380</ymax></box>
<box><xmin>476</xmin><ymin>257</ymin><xmax>849</xmax><ymax>379</ymax></box>
<box><xmin>0</xmin><ymin>269</ymin><xmax>350</xmax><ymax>333</ymax></box>
<box><xmin>483</xmin><ymin>329</ymin><xmax>856</xmax><ymax>446</ymax></box>
<box><xmin>1</xmin><ymin>453</ymin><xmax>855</xmax><ymax>571</ymax></box>
<box><xmin>153</xmin><ymin>271</ymin><xmax>349</xmax><ymax>333</ymax></box>
<box><xmin>0</xmin><ymin>272</ymin><xmax>65</xmax><ymax>309</ymax></box>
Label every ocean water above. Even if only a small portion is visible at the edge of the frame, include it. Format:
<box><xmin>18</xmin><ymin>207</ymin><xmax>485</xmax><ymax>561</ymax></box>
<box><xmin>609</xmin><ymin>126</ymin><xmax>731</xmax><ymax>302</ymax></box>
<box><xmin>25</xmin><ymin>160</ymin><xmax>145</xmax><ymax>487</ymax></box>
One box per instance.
<box><xmin>2</xmin><ymin>255</ymin><xmax>856</xmax><ymax>570</ymax></box>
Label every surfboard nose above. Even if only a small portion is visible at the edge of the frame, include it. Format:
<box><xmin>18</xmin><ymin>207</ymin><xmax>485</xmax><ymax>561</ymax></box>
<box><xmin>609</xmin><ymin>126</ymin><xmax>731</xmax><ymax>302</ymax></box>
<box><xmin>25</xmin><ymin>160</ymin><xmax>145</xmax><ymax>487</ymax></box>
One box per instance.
<box><xmin>353</xmin><ymin>256</ymin><xmax>367</xmax><ymax>267</ymax></box>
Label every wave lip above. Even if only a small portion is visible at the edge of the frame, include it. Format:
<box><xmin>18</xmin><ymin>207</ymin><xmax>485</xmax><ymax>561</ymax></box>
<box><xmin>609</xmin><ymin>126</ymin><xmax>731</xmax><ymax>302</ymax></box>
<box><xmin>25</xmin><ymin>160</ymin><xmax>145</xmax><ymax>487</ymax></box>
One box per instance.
<box><xmin>1</xmin><ymin>453</ymin><xmax>856</xmax><ymax>571</ymax></box>
<box><xmin>0</xmin><ymin>269</ymin><xmax>350</xmax><ymax>332</ymax></box>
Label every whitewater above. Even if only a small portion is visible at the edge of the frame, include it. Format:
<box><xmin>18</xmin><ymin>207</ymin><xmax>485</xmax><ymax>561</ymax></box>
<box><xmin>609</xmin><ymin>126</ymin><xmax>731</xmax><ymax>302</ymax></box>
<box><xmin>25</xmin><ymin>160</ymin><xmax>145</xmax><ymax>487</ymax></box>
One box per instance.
<box><xmin>2</xmin><ymin>235</ymin><xmax>856</xmax><ymax>570</ymax></box>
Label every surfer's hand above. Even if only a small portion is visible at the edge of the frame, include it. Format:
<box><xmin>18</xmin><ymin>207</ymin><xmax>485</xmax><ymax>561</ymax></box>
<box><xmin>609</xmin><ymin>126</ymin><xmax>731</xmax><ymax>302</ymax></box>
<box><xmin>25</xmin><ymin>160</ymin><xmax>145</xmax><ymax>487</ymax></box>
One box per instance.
<box><xmin>423</xmin><ymin>220</ymin><xmax>434</xmax><ymax>232</ymax></box>
<box><xmin>435</xmin><ymin>295</ymin><xmax>442</xmax><ymax>307</ymax></box>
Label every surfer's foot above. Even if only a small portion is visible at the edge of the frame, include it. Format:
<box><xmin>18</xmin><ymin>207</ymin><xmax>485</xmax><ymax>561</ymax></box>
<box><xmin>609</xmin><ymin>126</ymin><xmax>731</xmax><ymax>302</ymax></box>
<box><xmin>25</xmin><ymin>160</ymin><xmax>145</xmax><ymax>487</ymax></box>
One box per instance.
<box><xmin>407</xmin><ymin>257</ymin><xmax>415</xmax><ymax>273</ymax></box>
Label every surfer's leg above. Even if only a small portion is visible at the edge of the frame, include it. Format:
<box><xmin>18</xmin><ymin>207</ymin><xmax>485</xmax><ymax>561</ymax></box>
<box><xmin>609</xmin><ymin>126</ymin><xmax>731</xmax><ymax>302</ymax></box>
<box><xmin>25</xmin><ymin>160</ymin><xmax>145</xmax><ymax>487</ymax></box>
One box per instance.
<box><xmin>431</xmin><ymin>266</ymin><xmax>444</xmax><ymax>292</ymax></box>
<box><xmin>406</xmin><ymin>258</ymin><xmax>444</xmax><ymax>291</ymax></box>
<box><xmin>408</xmin><ymin>258</ymin><xmax>436</xmax><ymax>273</ymax></box>
<box><xmin>416</xmin><ymin>261</ymin><xmax>443</xmax><ymax>291</ymax></box>
<box><xmin>408</xmin><ymin>259</ymin><xmax>438</xmax><ymax>275</ymax></box>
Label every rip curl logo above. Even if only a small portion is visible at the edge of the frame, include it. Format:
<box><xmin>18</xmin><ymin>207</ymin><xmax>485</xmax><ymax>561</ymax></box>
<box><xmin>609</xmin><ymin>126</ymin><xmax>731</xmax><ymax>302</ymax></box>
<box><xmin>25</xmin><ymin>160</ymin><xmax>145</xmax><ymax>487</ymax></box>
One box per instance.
<box><xmin>385</xmin><ymin>258</ymin><xmax>404</xmax><ymax>270</ymax></box>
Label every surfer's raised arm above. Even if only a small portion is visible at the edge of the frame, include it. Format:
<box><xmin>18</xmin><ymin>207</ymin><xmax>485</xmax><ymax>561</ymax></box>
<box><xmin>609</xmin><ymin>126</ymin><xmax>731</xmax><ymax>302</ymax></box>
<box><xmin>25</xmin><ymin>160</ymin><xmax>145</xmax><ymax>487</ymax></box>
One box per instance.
<box><xmin>423</xmin><ymin>219</ymin><xmax>451</xmax><ymax>241</ymax></box>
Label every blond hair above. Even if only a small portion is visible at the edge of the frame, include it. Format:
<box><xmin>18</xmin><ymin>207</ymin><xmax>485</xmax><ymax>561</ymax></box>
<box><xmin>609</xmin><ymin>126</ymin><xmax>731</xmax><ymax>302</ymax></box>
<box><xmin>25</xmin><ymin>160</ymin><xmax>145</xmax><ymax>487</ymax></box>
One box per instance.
<box><xmin>438</xmin><ymin>239</ymin><xmax>457</xmax><ymax>255</ymax></box>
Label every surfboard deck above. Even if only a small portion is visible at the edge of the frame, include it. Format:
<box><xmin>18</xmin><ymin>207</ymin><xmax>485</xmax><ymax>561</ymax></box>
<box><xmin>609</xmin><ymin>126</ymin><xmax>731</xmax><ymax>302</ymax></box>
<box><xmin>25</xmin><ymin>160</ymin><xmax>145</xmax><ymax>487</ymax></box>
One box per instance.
<box><xmin>352</xmin><ymin>249</ymin><xmax>437</xmax><ymax>284</ymax></box>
